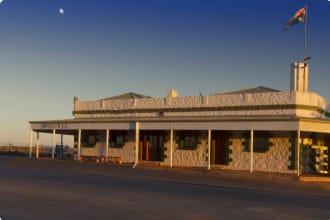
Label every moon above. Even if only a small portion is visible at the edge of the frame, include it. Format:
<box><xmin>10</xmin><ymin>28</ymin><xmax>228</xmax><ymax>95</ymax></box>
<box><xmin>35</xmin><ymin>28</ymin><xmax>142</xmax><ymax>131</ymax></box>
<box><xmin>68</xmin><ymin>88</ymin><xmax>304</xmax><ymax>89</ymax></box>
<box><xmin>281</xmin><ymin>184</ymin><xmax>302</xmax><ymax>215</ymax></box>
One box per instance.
<box><xmin>0</xmin><ymin>0</ymin><xmax>4</xmax><ymax>4</ymax></box>
<box><xmin>59</xmin><ymin>8</ymin><xmax>64</xmax><ymax>14</ymax></box>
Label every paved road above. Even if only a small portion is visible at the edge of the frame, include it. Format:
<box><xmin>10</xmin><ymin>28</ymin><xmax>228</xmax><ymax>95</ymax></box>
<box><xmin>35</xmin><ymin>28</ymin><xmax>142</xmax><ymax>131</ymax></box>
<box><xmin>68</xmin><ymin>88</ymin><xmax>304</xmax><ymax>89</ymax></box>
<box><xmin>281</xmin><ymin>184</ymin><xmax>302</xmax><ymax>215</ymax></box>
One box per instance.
<box><xmin>0</xmin><ymin>157</ymin><xmax>329</xmax><ymax>220</ymax></box>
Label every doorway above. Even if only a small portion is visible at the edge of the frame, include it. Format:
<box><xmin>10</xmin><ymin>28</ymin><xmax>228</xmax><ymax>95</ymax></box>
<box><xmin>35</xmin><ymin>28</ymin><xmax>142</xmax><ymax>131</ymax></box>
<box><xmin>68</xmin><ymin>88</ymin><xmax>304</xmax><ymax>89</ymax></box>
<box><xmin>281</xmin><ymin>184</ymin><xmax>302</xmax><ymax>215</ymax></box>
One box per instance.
<box><xmin>139</xmin><ymin>131</ymin><xmax>166</xmax><ymax>162</ymax></box>
<box><xmin>211</xmin><ymin>131</ymin><xmax>231</xmax><ymax>165</ymax></box>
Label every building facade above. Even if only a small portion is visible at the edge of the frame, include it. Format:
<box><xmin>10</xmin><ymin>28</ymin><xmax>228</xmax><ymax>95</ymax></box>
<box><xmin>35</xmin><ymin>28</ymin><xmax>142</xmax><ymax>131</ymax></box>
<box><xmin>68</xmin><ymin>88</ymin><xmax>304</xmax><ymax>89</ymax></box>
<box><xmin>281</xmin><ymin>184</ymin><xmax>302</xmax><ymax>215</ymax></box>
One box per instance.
<box><xmin>29</xmin><ymin>63</ymin><xmax>330</xmax><ymax>175</ymax></box>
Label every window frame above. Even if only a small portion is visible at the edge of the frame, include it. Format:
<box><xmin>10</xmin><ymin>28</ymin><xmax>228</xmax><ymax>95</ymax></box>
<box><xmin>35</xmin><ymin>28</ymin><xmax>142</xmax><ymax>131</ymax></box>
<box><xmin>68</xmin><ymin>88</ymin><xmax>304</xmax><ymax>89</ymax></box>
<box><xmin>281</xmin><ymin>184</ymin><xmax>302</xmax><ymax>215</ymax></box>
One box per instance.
<box><xmin>81</xmin><ymin>131</ymin><xmax>98</xmax><ymax>148</ymax></box>
<box><xmin>110</xmin><ymin>131</ymin><xmax>127</xmax><ymax>148</ymax></box>
<box><xmin>253</xmin><ymin>137</ymin><xmax>268</xmax><ymax>153</ymax></box>
<box><xmin>176</xmin><ymin>131</ymin><xmax>203</xmax><ymax>150</ymax></box>
<box><xmin>243</xmin><ymin>131</ymin><xmax>271</xmax><ymax>153</ymax></box>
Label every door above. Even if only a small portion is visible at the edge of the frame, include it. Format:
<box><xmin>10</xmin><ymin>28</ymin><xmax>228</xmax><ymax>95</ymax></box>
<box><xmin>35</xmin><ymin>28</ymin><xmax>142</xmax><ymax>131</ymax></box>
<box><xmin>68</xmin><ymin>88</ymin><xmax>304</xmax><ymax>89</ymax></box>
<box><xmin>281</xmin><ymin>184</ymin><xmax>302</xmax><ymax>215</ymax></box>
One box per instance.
<box><xmin>140</xmin><ymin>131</ymin><xmax>165</xmax><ymax>162</ymax></box>
<box><xmin>212</xmin><ymin>131</ymin><xmax>230</xmax><ymax>165</ymax></box>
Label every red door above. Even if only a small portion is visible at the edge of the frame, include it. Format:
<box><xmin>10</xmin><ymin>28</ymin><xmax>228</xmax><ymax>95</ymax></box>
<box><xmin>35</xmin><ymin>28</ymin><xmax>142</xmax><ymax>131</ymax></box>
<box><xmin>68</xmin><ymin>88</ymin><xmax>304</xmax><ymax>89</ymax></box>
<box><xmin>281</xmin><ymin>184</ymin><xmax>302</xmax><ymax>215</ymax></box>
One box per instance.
<box><xmin>140</xmin><ymin>132</ymin><xmax>165</xmax><ymax>162</ymax></box>
<box><xmin>212</xmin><ymin>131</ymin><xmax>230</xmax><ymax>165</ymax></box>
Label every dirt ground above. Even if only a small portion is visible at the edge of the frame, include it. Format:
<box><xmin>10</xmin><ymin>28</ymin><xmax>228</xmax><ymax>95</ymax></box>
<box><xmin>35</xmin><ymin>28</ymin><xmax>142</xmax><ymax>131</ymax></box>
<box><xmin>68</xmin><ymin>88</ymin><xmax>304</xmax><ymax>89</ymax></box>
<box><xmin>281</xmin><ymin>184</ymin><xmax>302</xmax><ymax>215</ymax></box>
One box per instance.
<box><xmin>1</xmin><ymin>156</ymin><xmax>329</xmax><ymax>197</ymax></box>
<box><xmin>0</xmin><ymin>156</ymin><xmax>329</xmax><ymax>220</ymax></box>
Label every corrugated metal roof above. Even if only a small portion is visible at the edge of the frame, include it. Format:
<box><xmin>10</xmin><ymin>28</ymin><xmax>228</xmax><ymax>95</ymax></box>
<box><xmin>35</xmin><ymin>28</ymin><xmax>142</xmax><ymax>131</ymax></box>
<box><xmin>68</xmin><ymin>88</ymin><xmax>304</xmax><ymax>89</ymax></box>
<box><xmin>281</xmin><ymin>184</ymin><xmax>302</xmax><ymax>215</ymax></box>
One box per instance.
<box><xmin>101</xmin><ymin>92</ymin><xmax>151</xmax><ymax>100</ymax></box>
<box><xmin>218</xmin><ymin>86</ymin><xmax>281</xmax><ymax>95</ymax></box>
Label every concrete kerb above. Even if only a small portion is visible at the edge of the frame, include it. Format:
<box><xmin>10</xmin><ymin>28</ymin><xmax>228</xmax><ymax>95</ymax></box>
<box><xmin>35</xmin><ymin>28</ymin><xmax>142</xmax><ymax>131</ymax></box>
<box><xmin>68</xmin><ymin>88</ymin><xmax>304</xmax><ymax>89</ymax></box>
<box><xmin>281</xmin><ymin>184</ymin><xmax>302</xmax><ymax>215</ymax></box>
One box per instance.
<box><xmin>36</xmin><ymin>157</ymin><xmax>330</xmax><ymax>183</ymax></box>
<box><xmin>299</xmin><ymin>175</ymin><xmax>330</xmax><ymax>183</ymax></box>
<box><xmin>127</xmin><ymin>163</ymin><xmax>330</xmax><ymax>183</ymax></box>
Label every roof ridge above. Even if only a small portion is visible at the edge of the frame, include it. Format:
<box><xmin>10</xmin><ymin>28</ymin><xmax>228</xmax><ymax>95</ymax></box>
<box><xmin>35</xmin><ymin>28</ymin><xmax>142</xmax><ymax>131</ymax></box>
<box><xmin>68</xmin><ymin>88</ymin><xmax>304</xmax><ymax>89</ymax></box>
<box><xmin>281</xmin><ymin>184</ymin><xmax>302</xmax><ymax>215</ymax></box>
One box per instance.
<box><xmin>100</xmin><ymin>92</ymin><xmax>151</xmax><ymax>100</ymax></box>
<box><xmin>215</xmin><ymin>86</ymin><xmax>281</xmax><ymax>95</ymax></box>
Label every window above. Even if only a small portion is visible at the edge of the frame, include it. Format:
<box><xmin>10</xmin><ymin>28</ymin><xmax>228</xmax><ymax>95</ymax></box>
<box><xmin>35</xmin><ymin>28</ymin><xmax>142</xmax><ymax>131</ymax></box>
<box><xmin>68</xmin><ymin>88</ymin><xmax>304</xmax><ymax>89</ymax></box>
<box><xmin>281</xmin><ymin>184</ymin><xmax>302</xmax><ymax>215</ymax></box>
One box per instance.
<box><xmin>88</xmin><ymin>136</ymin><xmax>96</xmax><ymax>145</ymax></box>
<box><xmin>243</xmin><ymin>132</ymin><xmax>271</xmax><ymax>153</ymax></box>
<box><xmin>177</xmin><ymin>131</ymin><xmax>202</xmax><ymax>150</ymax></box>
<box><xmin>254</xmin><ymin>137</ymin><xmax>267</xmax><ymax>152</ymax></box>
<box><xmin>182</xmin><ymin>136</ymin><xmax>197</xmax><ymax>149</ymax></box>
<box><xmin>81</xmin><ymin>132</ymin><xmax>98</xmax><ymax>147</ymax></box>
<box><xmin>110</xmin><ymin>131</ymin><xmax>127</xmax><ymax>148</ymax></box>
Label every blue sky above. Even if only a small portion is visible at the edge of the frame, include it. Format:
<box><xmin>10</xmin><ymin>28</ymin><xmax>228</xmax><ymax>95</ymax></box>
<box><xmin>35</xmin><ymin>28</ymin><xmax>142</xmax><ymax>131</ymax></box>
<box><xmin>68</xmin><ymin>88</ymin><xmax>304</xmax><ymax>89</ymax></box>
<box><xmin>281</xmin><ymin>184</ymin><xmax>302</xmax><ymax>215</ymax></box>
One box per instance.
<box><xmin>0</xmin><ymin>0</ymin><xmax>329</xmax><ymax>145</ymax></box>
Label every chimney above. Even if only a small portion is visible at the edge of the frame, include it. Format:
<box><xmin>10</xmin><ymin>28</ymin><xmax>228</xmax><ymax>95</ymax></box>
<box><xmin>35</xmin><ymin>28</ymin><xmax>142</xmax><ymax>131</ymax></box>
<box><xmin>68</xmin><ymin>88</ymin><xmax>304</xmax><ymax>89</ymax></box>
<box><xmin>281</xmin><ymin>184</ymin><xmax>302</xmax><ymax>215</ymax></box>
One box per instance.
<box><xmin>290</xmin><ymin>62</ymin><xmax>308</xmax><ymax>92</ymax></box>
<box><xmin>167</xmin><ymin>89</ymin><xmax>178</xmax><ymax>98</ymax></box>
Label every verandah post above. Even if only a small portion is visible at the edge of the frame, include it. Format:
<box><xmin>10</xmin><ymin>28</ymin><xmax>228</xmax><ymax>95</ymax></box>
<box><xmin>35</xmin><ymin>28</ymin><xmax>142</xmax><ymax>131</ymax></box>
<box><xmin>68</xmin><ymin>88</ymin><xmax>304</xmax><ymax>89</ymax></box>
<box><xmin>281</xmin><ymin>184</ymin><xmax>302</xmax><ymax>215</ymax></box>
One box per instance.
<box><xmin>250</xmin><ymin>129</ymin><xmax>254</xmax><ymax>173</ymax></box>
<box><xmin>208</xmin><ymin>128</ymin><xmax>211</xmax><ymax>170</ymax></box>
<box><xmin>297</xmin><ymin>130</ymin><xmax>301</xmax><ymax>176</ymax></box>
<box><xmin>78</xmin><ymin>129</ymin><xmax>81</xmax><ymax>161</ymax></box>
<box><xmin>170</xmin><ymin>125</ymin><xmax>174</xmax><ymax>168</ymax></box>
<box><xmin>29</xmin><ymin>129</ymin><xmax>33</xmax><ymax>158</ymax></box>
<box><xmin>133</xmin><ymin>122</ymin><xmax>139</xmax><ymax>168</ymax></box>
<box><xmin>105</xmin><ymin>129</ymin><xmax>109</xmax><ymax>163</ymax></box>
<box><xmin>36</xmin><ymin>132</ymin><xmax>40</xmax><ymax>159</ymax></box>
<box><xmin>52</xmin><ymin>129</ymin><xmax>56</xmax><ymax>159</ymax></box>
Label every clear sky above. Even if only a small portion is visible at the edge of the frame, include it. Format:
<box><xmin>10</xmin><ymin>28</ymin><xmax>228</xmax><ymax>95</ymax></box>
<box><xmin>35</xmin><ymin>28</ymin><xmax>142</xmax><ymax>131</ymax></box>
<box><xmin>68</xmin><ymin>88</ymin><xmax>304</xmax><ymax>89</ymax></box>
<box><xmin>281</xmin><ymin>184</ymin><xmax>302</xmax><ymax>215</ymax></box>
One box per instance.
<box><xmin>0</xmin><ymin>0</ymin><xmax>329</xmax><ymax>145</ymax></box>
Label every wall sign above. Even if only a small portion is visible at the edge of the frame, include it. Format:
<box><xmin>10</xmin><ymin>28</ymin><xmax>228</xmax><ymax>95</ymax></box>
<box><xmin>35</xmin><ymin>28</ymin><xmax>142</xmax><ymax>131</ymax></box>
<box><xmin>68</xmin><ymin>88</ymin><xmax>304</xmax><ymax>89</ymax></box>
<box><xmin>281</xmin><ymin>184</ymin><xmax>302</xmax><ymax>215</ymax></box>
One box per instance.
<box><xmin>40</xmin><ymin>123</ymin><xmax>68</xmax><ymax>129</ymax></box>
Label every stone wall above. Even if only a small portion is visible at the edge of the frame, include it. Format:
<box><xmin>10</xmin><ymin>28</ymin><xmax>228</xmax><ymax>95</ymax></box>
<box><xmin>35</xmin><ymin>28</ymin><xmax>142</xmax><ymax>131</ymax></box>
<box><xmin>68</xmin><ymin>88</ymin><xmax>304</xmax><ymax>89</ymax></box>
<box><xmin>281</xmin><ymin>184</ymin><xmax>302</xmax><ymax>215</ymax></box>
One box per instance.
<box><xmin>81</xmin><ymin>143</ymin><xmax>105</xmax><ymax>157</ymax></box>
<box><xmin>253</xmin><ymin>137</ymin><xmax>292</xmax><ymax>173</ymax></box>
<box><xmin>171</xmin><ymin>138</ymin><xmax>208</xmax><ymax>167</ymax></box>
<box><xmin>80</xmin><ymin>132</ymin><xmax>135</xmax><ymax>163</ymax></box>
<box><xmin>163</xmin><ymin>141</ymin><xmax>171</xmax><ymax>165</ymax></box>
<box><xmin>80</xmin><ymin>131</ymin><xmax>106</xmax><ymax>157</ymax></box>
<box><xmin>226</xmin><ymin>137</ymin><xmax>250</xmax><ymax>171</ymax></box>
<box><xmin>108</xmin><ymin>132</ymin><xmax>135</xmax><ymax>163</ymax></box>
<box><xmin>78</xmin><ymin>132</ymin><xmax>295</xmax><ymax>172</ymax></box>
<box><xmin>226</xmin><ymin>133</ymin><xmax>294</xmax><ymax>173</ymax></box>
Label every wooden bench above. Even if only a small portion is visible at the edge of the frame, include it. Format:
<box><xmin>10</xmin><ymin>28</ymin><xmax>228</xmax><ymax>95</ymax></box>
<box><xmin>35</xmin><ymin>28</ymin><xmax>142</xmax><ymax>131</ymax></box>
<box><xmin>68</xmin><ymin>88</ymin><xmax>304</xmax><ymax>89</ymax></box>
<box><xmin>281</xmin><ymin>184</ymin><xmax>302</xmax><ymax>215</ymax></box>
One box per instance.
<box><xmin>80</xmin><ymin>156</ymin><xmax>97</xmax><ymax>162</ymax></box>
<box><xmin>108</xmin><ymin>156</ymin><xmax>122</xmax><ymax>164</ymax></box>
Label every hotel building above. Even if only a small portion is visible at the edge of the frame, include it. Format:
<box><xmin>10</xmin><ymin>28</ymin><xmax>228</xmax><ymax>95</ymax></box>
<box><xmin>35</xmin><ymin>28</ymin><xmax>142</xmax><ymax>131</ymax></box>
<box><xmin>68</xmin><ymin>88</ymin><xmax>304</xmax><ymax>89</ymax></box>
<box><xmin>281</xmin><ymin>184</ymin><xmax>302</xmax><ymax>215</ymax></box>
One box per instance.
<box><xmin>29</xmin><ymin>62</ymin><xmax>329</xmax><ymax>176</ymax></box>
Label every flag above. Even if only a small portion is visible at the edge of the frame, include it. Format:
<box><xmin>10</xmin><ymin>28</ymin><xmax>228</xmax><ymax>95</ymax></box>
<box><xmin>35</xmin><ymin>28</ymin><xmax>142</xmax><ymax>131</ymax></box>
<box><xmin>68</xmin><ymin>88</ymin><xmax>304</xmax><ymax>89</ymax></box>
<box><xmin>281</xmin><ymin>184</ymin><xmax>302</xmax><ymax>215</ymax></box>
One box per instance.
<box><xmin>285</xmin><ymin>6</ymin><xmax>306</xmax><ymax>30</ymax></box>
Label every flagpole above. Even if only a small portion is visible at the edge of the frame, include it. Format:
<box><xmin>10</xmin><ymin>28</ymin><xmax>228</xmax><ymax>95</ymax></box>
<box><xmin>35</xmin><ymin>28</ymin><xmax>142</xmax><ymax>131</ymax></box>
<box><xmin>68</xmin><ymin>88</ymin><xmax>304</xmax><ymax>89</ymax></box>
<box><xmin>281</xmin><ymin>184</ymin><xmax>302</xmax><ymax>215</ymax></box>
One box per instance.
<box><xmin>303</xmin><ymin>3</ymin><xmax>308</xmax><ymax>91</ymax></box>
<box><xmin>304</xmin><ymin>3</ymin><xmax>307</xmax><ymax>62</ymax></box>
<box><xmin>285</xmin><ymin>3</ymin><xmax>311</xmax><ymax>91</ymax></box>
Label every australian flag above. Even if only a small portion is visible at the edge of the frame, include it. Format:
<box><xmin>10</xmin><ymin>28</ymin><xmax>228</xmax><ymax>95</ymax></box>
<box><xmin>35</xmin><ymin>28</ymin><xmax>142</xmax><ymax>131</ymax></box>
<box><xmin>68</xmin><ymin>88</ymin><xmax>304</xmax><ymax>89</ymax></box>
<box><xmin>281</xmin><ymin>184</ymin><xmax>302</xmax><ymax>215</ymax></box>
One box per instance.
<box><xmin>285</xmin><ymin>6</ymin><xmax>306</xmax><ymax>30</ymax></box>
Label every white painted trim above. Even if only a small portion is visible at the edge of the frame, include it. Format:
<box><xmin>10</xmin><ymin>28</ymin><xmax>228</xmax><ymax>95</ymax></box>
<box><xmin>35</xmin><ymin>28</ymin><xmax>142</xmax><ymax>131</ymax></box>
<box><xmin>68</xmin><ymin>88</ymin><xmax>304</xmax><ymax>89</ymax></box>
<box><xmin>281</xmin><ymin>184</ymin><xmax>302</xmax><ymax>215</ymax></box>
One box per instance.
<box><xmin>299</xmin><ymin>120</ymin><xmax>330</xmax><ymax>133</ymax></box>
<box><xmin>105</xmin><ymin>129</ymin><xmax>109</xmax><ymax>162</ymax></box>
<box><xmin>133</xmin><ymin>122</ymin><xmax>139</xmax><ymax>168</ymax></box>
<box><xmin>78</xmin><ymin>129</ymin><xmax>81</xmax><ymax>160</ymax></box>
<box><xmin>140</xmin><ymin>121</ymin><xmax>299</xmax><ymax>131</ymax></box>
<box><xmin>36</xmin><ymin>132</ymin><xmax>40</xmax><ymax>159</ymax></box>
<box><xmin>170</xmin><ymin>126</ymin><xmax>174</xmax><ymax>168</ymax></box>
<box><xmin>31</xmin><ymin>122</ymin><xmax>134</xmax><ymax>131</ymax></box>
<box><xmin>297</xmin><ymin>130</ymin><xmax>301</xmax><ymax>176</ymax></box>
<box><xmin>52</xmin><ymin>129</ymin><xmax>56</xmax><ymax>159</ymax></box>
<box><xmin>208</xmin><ymin>128</ymin><xmax>211</xmax><ymax>170</ymax></box>
<box><xmin>30</xmin><ymin>120</ymin><xmax>304</xmax><ymax>132</ymax></box>
<box><xmin>29</xmin><ymin>129</ymin><xmax>33</xmax><ymax>159</ymax></box>
<box><xmin>250</xmin><ymin>129</ymin><xmax>254</xmax><ymax>173</ymax></box>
